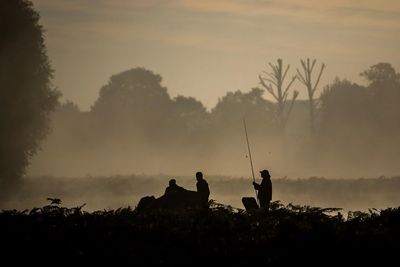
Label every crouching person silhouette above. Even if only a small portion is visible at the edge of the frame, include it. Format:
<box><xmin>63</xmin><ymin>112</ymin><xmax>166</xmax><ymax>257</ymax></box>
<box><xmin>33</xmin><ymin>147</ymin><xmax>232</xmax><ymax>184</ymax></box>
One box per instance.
<box><xmin>242</xmin><ymin>169</ymin><xmax>272</xmax><ymax>212</ymax></box>
<box><xmin>164</xmin><ymin>179</ymin><xmax>186</xmax><ymax>195</ymax></box>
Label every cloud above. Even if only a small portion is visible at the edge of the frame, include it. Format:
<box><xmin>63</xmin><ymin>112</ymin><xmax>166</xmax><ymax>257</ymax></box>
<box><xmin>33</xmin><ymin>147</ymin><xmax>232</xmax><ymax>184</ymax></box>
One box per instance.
<box><xmin>33</xmin><ymin>0</ymin><xmax>400</xmax><ymax>44</ymax></box>
<box><xmin>173</xmin><ymin>0</ymin><xmax>400</xmax><ymax>30</ymax></box>
<box><xmin>32</xmin><ymin>0</ymin><xmax>400</xmax><ymax>63</ymax></box>
<box><xmin>33</xmin><ymin>0</ymin><xmax>158</xmax><ymax>15</ymax></box>
<box><xmin>33</xmin><ymin>0</ymin><xmax>400</xmax><ymax>26</ymax></box>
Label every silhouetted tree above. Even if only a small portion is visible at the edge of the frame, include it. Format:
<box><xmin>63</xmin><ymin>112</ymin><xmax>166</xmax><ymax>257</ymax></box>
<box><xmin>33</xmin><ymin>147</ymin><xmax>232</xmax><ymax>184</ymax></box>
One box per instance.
<box><xmin>296</xmin><ymin>58</ymin><xmax>325</xmax><ymax>136</ymax></box>
<box><xmin>211</xmin><ymin>88</ymin><xmax>275</xmax><ymax>135</ymax></box>
<box><xmin>361</xmin><ymin>63</ymin><xmax>400</xmax><ymax>135</ymax></box>
<box><xmin>52</xmin><ymin>101</ymin><xmax>82</xmax><ymax>127</ymax></box>
<box><xmin>318</xmin><ymin>65</ymin><xmax>400</xmax><ymax>173</ymax></box>
<box><xmin>172</xmin><ymin>95</ymin><xmax>209</xmax><ymax>132</ymax></box>
<box><xmin>259</xmin><ymin>59</ymin><xmax>299</xmax><ymax>134</ymax></box>
<box><xmin>91</xmin><ymin>68</ymin><xmax>174</xmax><ymax>139</ymax></box>
<box><xmin>319</xmin><ymin>78</ymin><xmax>377</xmax><ymax>169</ymax></box>
<box><xmin>0</xmin><ymin>0</ymin><xmax>59</xmax><ymax>199</ymax></box>
<box><xmin>361</xmin><ymin>63</ymin><xmax>400</xmax><ymax>86</ymax></box>
<box><xmin>174</xmin><ymin>95</ymin><xmax>206</xmax><ymax>113</ymax></box>
<box><xmin>174</xmin><ymin>96</ymin><xmax>207</xmax><ymax>117</ymax></box>
<box><xmin>49</xmin><ymin>101</ymin><xmax>89</xmax><ymax>145</ymax></box>
<box><xmin>320</xmin><ymin>78</ymin><xmax>369</xmax><ymax>131</ymax></box>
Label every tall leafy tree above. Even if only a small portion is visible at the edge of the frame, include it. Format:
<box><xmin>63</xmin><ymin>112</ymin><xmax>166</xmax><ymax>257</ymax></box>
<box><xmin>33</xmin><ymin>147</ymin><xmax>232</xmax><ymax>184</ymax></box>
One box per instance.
<box><xmin>361</xmin><ymin>63</ymin><xmax>400</xmax><ymax>134</ymax></box>
<box><xmin>91</xmin><ymin>68</ymin><xmax>174</xmax><ymax>139</ymax></box>
<box><xmin>0</xmin><ymin>0</ymin><xmax>59</xmax><ymax>198</ymax></box>
<box><xmin>361</xmin><ymin>63</ymin><xmax>399</xmax><ymax>86</ymax></box>
<box><xmin>172</xmin><ymin>95</ymin><xmax>209</xmax><ymax>133</ymax></box>
<box><xmin>211</xmin><ymin>88</ymin><xmax>275</xmax><ymax>135</ymax></box>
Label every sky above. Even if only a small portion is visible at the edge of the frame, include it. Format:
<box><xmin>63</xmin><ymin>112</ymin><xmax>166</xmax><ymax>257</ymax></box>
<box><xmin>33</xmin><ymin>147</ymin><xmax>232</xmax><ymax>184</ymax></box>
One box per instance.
<box><xmin>32</xmin><ymin>0</ymin><xmax>400</xmax><ymax>111</ymax></box>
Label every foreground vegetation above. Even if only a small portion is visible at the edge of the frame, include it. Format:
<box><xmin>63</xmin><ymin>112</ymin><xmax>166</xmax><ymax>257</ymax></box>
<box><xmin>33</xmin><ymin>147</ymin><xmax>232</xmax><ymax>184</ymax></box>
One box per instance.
<box><xmin>1</xmin><ymin>200</ymin><xmax>399</xmax><ymax>265</ymax></box>
<box><xmin>5</xmin><ymin>175</ymin><xmax>400</xmax><ymax>211</ymax></box>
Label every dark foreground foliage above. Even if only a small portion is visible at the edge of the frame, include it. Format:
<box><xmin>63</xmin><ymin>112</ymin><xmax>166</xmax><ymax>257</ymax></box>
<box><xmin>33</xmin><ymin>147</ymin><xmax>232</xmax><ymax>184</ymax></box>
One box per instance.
<box><xmin>1</xmin><ymin>201</ymin><xmax>399</xmax><ymax>265</ymax></box>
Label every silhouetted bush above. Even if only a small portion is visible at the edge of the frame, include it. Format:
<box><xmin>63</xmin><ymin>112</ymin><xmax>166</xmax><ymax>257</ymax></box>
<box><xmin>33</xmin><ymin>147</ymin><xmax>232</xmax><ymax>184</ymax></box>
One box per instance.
<box><xmin>1</xmin><ymin>199</ymin><xmax>399</xmax><ymax>265</ymax></box>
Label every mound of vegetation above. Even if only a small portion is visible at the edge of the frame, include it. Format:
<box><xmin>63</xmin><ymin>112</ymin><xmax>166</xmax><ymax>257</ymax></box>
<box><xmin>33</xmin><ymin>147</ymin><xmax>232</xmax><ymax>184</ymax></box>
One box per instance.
<box><xmin>1</xmin><ymin>200</ymin><xmax>399</xmax><ymax>265</ymax></box>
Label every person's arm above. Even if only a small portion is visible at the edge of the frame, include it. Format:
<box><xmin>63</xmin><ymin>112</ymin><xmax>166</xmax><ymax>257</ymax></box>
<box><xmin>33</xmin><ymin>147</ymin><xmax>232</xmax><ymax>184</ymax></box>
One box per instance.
<box><xmin>253</xmin><ymin>182</ymin><xmax>260</xmax><ymax>190</ymax></box>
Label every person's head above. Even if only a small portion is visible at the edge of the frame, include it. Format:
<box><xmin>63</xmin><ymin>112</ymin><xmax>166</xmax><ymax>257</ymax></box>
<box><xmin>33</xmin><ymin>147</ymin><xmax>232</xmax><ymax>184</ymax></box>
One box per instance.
<box><xmin>196</xmin><ymin>171</ymin><xmax>203</xmax><ymax>180</ymax></box>
<box><xmin>169</xmin><ymin>179</ymin><xmax>176</xmax><ymax>186</ymax></box>
<box><xmin>260</xmin><ymin>169</ymin><xmax>270</xmax><ymax>179</ymax></box>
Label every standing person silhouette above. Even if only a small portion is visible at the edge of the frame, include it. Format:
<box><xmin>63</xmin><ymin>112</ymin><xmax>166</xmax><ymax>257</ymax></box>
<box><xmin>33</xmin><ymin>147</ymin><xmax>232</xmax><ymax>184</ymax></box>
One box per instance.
<box><xmin>253</xmin><ymin>169</ymin><xmax>272</xmax><ymax>210</ymax></box>
<box><xmin>196</xmin><ymin>171</ymin><xmax>210</xmax><ymax>206</ymax></box>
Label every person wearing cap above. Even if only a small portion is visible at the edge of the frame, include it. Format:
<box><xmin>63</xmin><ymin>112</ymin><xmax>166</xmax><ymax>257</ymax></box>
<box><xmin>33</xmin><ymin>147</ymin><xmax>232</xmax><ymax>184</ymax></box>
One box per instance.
<box><xmin>196</xmin><ymin>171</ymin><xmax>210</xmax><ymax>205</ymax></box>
<box><xmin>253</xmin><ymin>169</ymin><xmax>272</xmax><ymax>210</ymax></box>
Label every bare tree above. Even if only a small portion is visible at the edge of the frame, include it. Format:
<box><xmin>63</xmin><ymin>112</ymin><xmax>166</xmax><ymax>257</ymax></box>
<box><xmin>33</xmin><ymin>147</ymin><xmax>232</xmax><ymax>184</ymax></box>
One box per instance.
<box><xmin>296</xmin><ymin>58</ymin><xmax>325</xmax><ymax>136</ymax></box>
<box><xmin>259</xmin><ymin>59</ymin><xmax>299</xmax><ymax>134</ymax></box>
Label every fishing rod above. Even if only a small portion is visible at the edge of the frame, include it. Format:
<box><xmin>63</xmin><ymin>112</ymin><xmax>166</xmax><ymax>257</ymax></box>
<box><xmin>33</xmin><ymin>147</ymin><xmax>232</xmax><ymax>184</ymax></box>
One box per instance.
<box><xmin>243</xmin><ymin>118</ymin><xmax>259</xmax><ymax>205</ymax></box>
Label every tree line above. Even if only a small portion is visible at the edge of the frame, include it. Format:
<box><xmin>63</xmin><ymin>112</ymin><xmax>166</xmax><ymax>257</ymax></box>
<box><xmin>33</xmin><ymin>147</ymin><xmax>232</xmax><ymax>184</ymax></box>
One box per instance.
<box><xmin>37</xmin><ymin>62</ymin><xmax>400</xmax><ymax>177</ymax></box>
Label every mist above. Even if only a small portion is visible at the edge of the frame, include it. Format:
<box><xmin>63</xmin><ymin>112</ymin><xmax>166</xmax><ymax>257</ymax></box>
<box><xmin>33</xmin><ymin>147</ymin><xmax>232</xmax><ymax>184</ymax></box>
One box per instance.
<box><xmin>3</xmin><ymin>0</ymin><xmax>400</xmax><ymax>213</ymax></box>
<box><xmin>27</xmin><ymin>65</ymin><xmax>400</xmax><ymax>179</ymax></box>
<box><xmin>11</xmin><ymin>64</ymin><xmax>397</xmax><ymax>212</ymax></box>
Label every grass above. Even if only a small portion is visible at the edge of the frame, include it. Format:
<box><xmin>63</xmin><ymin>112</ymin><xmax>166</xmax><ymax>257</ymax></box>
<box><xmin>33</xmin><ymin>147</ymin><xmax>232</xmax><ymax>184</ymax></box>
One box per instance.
<box><xmin>1</xmin><ymin>199</ymin><xmax>399</xmax><ymax>265</ymax></box>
